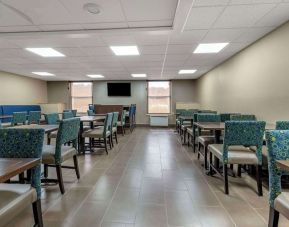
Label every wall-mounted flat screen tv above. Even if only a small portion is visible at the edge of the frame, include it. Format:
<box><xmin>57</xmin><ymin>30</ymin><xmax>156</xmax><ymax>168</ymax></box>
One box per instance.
<box><xmin>107</xmin><ymin>83</ymin><xmax>131</xmax><ymax>96</ymax></box>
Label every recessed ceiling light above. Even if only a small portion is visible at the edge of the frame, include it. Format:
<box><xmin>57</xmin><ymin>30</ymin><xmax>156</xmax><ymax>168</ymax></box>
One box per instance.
<box><xmin>131</xmin><ymin>74</ymin><xmax>147</xmax><ymax>78</ymax></box>
<box><xmin>110</xmin><ymin>46</ymin><xmax>140</xmax><ymax>56</ymax></box>
<box><xmin>32</xmin><ymin>72</ymin><xmax>55</xmax><ymax>76</ymax></box>
<box><xmin>83</xmin><ymin>3</ymin><xmax>101</xmax><ymax>14</ymax></box>
<box><xmin>87</xmin><ymin>74</ymin><xmax>104</xmax><ymax>78</ymax></box>
<box><xmin>178</xmin><ymin>69</ymin><xmax>197</xmax><ymax>74</ymax></box>
<box><xmin>194</xmin><ymin>43</ymin><xmax>229</xmax><ymax>54</ymax></box>
<box><xmin>26</xmin><ymin>48</ymin><xmax>65</xmax><ymax>57</ymax></box>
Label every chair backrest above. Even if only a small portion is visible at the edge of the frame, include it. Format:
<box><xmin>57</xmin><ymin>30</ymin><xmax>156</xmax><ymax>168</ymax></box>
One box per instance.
<box><xmin>62</xmin><ymin>111</ymin><xmax>74</xmax><ymax>119</ymax></box>
<box><xmin>220</xmin><ymin>113</ymin><xmax>241</xmax><ymax>122</ymax></box>
<box><xmin>266</xmin><ymin>130</ymin><xmax>289</xmax><ymax>207</ymax></box>
<box><xmin>45</xmin><ymin>113</ymin><xmax>59</xmax><ymax>125</ymax></box>
<box><xmin>0</xmin><ymin>119</ymin><xmax>2</xmax><ymax>129</ymax></box>
<box><xmin>64</xmin><ymin>109</ymin><xmax>77</xmax><ymax>117</ymax></box>
<box><xmin>230</xmin><ymin>114</ymin><xmax>256</xmax><ymax>121</ymax></box>
<box><xmin>87</xmin><ymin>110</ymin><xmax>94</xmax><ymax>116</ymax></box>
<box><xmin>55</xmin><ymin>118</ymin><xmax>80</xmax><ymax>164</ymax></box>
<box><xmin>223</xmin><ymin>121</ymin><xmax>265</xmax><ymax>164</ymax></box>
<box><xmin>103</xmin><ymin>113</ymin><xmax>113</xmax><ymax>137</ymax></box>
<box><xmin>121</xmin><ymin>110</ymin><xmax>126</xmax><ymax>124</ymax></box>
<box><xmin>11</xmin><ymin>111</ymin><xmax>27</xmax><ymax>126</ymax></box>
<box><xmin>198</xmin><ymin>110</ymin><xmax>217</xmax><ymax>114</ymax></box>
<box><xmin>276</xmin><ymin>121</ymin><xmax>289</xmax><ymax>130</ymax></box>
<box><xmin>28</xmin><ymin>111</ymin><xmax>41</xmax><ymax>124</ymax></box>
<box><xmin>197</xmin><ymin>113</ymin><xmax>221</xmax><ymax>122</ymax></box>
<box><xmin>112</xmin><ymin>112</ymin><xmax>119</xmax><ymax>128</ymax></box>
<box><xmin>0</xmin><ymin>128</ymin><xmax>44</xmax><ymax>198</ymax></box>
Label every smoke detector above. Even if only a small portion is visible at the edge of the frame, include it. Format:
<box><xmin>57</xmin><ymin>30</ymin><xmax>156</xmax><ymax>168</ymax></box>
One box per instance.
<box><xmin>83</xmin><ymin>3</ymin><xmax>101</xmax><ymax>15</ymax></box>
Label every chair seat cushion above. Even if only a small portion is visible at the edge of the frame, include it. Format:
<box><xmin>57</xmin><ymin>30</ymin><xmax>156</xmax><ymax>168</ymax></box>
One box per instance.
<box><xmin>275</xmin><ymin>192</ymin><xmax>289</xmax><ymax>220</ymax></box>
<box><xmin>48</xmin><ymin>131</ymin><xmax>58</xmax><ymax>139</ymax></box>
<box><xmin>117</xmin><ymin>121</ymin><xmax>123</xmax><ymax>126</ymax></box>
<box><xmin>249</xmin><ymin>146</ymin><xmax>267</xmax><ymax>158</ymax></box>
<box><xmin>0</xmin><ymin>184</ymin><xmax>37</xmax><ymax>227</ymax></box>
<box><xmin>208</xmin><ymin>144</ymin><xmax>258</xmax><ymax>164</ymax></box>
<box><xmin>181</xmin><ymin>125</ymin><xmax>190</xmax><ymax>130</ymax></box>
<box><xmin>82</xmin><ymin>128</ymin><xmax>110</xmax><ymax>138</ymax></box>
<box><xmin>187</xmin><ymin>128</ymin><xmax>193</xmax><ymax>135</ymax></box>
<box><xmin>198</xmin><ymin>136</ymin><xmax>215</xmax><ymax>146</ymax></box>
<box><xmin>112</xmin><ymin>127</ymin><xmax>117</xmax><ymax>133</ymax></box>
<box><xmin>42</xmin><ymin>145</ymin><xmax>77</xmax><ymax>164</ymax></box>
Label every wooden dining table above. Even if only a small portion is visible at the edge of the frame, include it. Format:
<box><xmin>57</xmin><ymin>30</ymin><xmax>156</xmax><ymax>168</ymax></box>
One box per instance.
<box><xmin>78</xmin><ymin>115</ymin><xmax>106</xmax><ymax>154</ymax></box>
<box><xmin>10</xmin><ymin>124</ymin><xmax>59</xmax><ymax>134</ymax></box>
<box><xmin>193</xmin><ymin>122</ymin><xmax>276</xmax><ymax>143</ymax></box>
<box><xmin>0</xmin><ymin>158</ymin><xmax>40</xmax><ymax>183</ymax></box>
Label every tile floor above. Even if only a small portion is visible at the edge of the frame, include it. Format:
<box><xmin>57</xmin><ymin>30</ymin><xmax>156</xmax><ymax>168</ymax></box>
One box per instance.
<box><xmin>6</xmin><ymin>127</ymin><xmax>289</xmax><ymax>227</ymax></box>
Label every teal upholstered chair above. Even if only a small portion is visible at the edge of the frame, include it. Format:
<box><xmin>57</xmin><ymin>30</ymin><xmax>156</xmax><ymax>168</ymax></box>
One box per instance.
<box><xmin>62</xmin><ymin>111</ymin><xmax>74</xmax><ymax>119</ymax></box>
<box><xmin>117</xmin><ymin>110</ymin><xmax>126</xmax><ymax>136</ymax></box>
<box><xmin>42</xmin><ymin>118</ymin><xmax>80</xmax><ymax>194</ymax></box>
<box><xmin>230</xmin><ymin>114</ymin><xmax>256</xmax><ymax>121</ymax></box>
<box><xmin>64</xmin><ymin>109</ymin><xmax>77</xmax><ymax>117</ymax></box>
<box><xmin>220</xmin><ymin>113</ymin><xmax>240</xmax><ymax>122</ymax></box>
<box><xmin>45</xmin><ymin>113</ymin><xmax>60</xmax><ymax>145</ymax></box>
<box><xmin>28</xmin><ymin>111</ymin><xmax>41</xmax><ymax>124</ymax></box>
<box><xmin>11</xmin><ymin>111</ymin><xmax>27</xmax><ymax>126</ymax></box>
<box><xmin>196</xmin><ymin>114</ymin><xmax>221</xmax><ymax>169</ymax></box>
<box><xmin>266</xmin><ymin>130</ymin><xmax>289</xmax><ymax>227</ymax></box>
<box><xmin>82</xmin><ymin>113</ymin><xmax>113</xmax><ymax>154</ymax></box>
<box><xmin>87</xmin><ymin>110</ymin><xmax>94</xmax><ymax>116</ymax></box>
<box><xmin>276</xmin><ymin>121</ymin><xmax>289</xmax><ymax>130</ymax></box>
<box><xmin>111</xmin><ymin>112</ymin><xmax>119</xmax><ymax>146</ymax></box>
<box><xmin>208</xmin><ymin>121</ymin><xmax>265</xmax><ymax>195</ymax></box>
<box><xmin>175</xmin><ymin>109</ymin><xmax>186</xmax><ymax>131</ymax></box>
<box><xmin>0</xmin><ymin>128</ymin><xmax>44</xmax><ymax>226</ymax></box>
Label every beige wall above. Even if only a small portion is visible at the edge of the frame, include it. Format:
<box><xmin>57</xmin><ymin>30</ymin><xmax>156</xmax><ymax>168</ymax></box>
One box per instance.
<box><xmin>0</xmin><ymin>71</ymin><xmax>47</xmax><ymax>105</ymax></box>
<box><xmin>197</xmin><ymin>21</ymin><xmax>289</xmax><ymax>124</ymax></box>
<box><xmin>93</xmin><ymin>80</ymin><xmax>198</xmax><ymax>125</ymax></box>
<box><xmin>47</xmin><ymin>81</ymin><xmax>70</xmax><ymax>108</ymax></box>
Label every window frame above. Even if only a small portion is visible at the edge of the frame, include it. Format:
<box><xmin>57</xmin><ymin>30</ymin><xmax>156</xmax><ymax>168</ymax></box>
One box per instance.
<box><xmin>147</xmin><ymin>80</ymin><xmax>171</xmax><ymax>114</ymax></box>
<box><xmin>70</xmin><ymin>81</ymin><xmax>93</xmax><ymax>114</ymax></box>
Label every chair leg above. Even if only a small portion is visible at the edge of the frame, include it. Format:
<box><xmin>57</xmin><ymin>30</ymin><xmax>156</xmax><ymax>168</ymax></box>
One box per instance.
<box><xmin>32</xmin><ymin>199</ymin><xmax>43</xmax><ymax>227</ymax></box>
<box><xmin>122</xmin><ymin>126</ymin><xmax>125</xmax><ymax>136</ymax></box>
<box><xmin>183</xmin><ymin>131</ymin><xmax>186</xmax><ymax>144</ymax></box>
<box><xmin>256</xmin><ymin>164</ymin><xmax>263</xmax><ymax>196</ymax></box>
<box><xmin>268</xmin><ymin>206</ymin><xmax>279</xmax><ymax>227</ymax></box>
<box><xmin>104</xmin><ymin>138</ymin><xmax>108</xmax><ymax>154</ymax></box>
<box><xmin>109</xmin><ymin>136</ymin><xmax>112</xmax><ymax>149</ymax></box>
<box><xmin>209</xmin><ymin>152</ymin><xmax>213</xmax><ymax>175</ymax></box>
<box><xmin>224</xmin><ymin>164</ymin><xmax>229</xmax><ymax>194</ymax></box>
<box><xmin>56</xmin><ymin>165</ymin><xmax>65</xmax><ymax>194</ymax></box>
<box><xmin>204</xmin><ymin>146</ymin><xmax>208</xmax><ymax>170</ymax></box>
<box><xmin>73</xmin><ymin>155</ymin><xmax>80</xmax><ymax>179</ymax></box>
<box><xmin>47</xmin><ymin>135</ymin><xmax>51</xmax><ymax>145</ymax></box>
<box><xmin>44</xmin><ymin>164</ymin><xmax>48</xmax><ymax>178</ymax></box>
<box><xmin>114</xmin><ymin>132</ymin><xmax>118</xmax><ymax>144</ymax></box>
<box><xmin>111</xmin><ymin>134</ymin><xmax>114</xmax><ymax>147</ymax></box>
<box><xmin>237</xmin><ymin>164</ymin><xmax>242</xmax><ymax>177</ymax></box>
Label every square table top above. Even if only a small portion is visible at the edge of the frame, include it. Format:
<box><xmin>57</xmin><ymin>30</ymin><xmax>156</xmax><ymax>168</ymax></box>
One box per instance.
<box><xmin>193</xmin><ymin>122</ymin><xmax>275</xmax><ymax>130</ymax></box>
<box><xmin>78</xmin><ymin>116</ymin><xmax>106</xmax><ymax>122</ymax></box>
<box><xmin>0</xmin><ymin>158</ymin><xmax>40</xmax><ymax>183</ymax></box>
<box><xmin>10</xmin><ymin>124</ymin><xmax>58</xmax><ymax>133</ymax></box>
<box><xmin>276</xmin><ymin>160</ymin><xmax>289</xmax><ymax>172</ymax></box>
<box><xmin>178</xmin><ymin>116</ymin><xmax>194</xmax><ymax>120</ymax></box>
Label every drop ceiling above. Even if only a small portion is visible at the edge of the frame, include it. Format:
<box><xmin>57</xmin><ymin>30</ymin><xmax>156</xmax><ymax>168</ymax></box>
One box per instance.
<box><xmin>0</xmin><ymin>0</ymin><xmax>288</xmax><ymax>81</ymax></box>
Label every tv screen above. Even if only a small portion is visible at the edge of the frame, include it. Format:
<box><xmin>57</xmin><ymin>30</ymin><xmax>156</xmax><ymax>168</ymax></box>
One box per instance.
<box><xmin>107</xmin><ymin>83</ymin><xmax>131</xmax><ymax>97</ymax></box>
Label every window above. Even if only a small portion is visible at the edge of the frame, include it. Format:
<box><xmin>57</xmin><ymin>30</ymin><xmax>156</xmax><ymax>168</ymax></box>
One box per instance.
<box><xmin>148</xmin><ymin>81</ymin><xmax>171</xmax><ymax>114</ymax></box>
<box><xmin>71</xmin><ymin>82</ymin><xmax>93</xmax><ymax>113</ymax></box>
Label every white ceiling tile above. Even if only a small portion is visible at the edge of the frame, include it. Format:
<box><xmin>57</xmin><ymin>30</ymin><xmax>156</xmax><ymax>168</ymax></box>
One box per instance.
<box><xmin>167</xmin><ymin>45</ymin><xmax>196</xmax><ymax>54</ymax></box>
<box><xmin>38</xmin><ymin>24</ymin><xmax>84</xmax><ymax>31</ymax></box>
<box><xmin>101</xmin><ymin>34</ymin><xmax>136</xmax><ymax>45</ymax></box>
<box><xmin>214</xmin><ymin>4</ymin><xmax>276</xmax><ymax>28</ymax></box>
<box><xmin>202</xmin><ymin>28</ymin><xmax>244</xmax><ymax>42</ymax></box>
<box><xmin>138</xmin><ymin>45</ymin><xmax>166</xmax><ymax>55</ymax></box>
<box><xmin>235</xmin><ymin>27</ymin><xmax>274</xmax><ymax>42</ymax></box>
<box><xmin>80</xmin><ymin>46</ymin><xmax>112</xmax><ymax>56</ymax></box>
<box><xmin>59</xmin><ymin>0</ymin><xmax>126</xmax><ymax>23</ymax></box>
<box><xmin>184</xmin><ymin>6</ymin><xmax>224</xmax><ymax>30</ymax></box>
<box><xmin>255</xmin><ymin>3</ymin><xmax>289</xmax><ymax>27</ymax></box>
<box><xmin>134</xmin><ymin>34</ymin><xmax>169</xmax><ymax>45</ymax></box>
<box><xmin>120</xmin><ymin>0</ymin><xmax>178</xmax><ymax>21</ymax></box>
<box><xmin>169</xmin><ymin>30</ymin><xmax>207</xmax><ymax>44</ymax></box>
<box><xmin>127</xmin><ymin>20</ymin><xmax>173</xmax><ymax>27</ymax></box>
<box><xmin>230</xmin><ymin>0</ymin><xmax>282</xmax><ymax>4</ymax></box>
<box><xmin>2</xmin><ymin>0</ymin><xmax>76</xmax><ymax>25</ymax></box>
<box><xmin>81</xmin><ymin>22</ymin><xmax>128</xmax><ymax>29</ymax></box>
<box><xmin>194</xmin><ymin>0</ymin><xmax>230</xmax><ymax>6</ymax></box>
